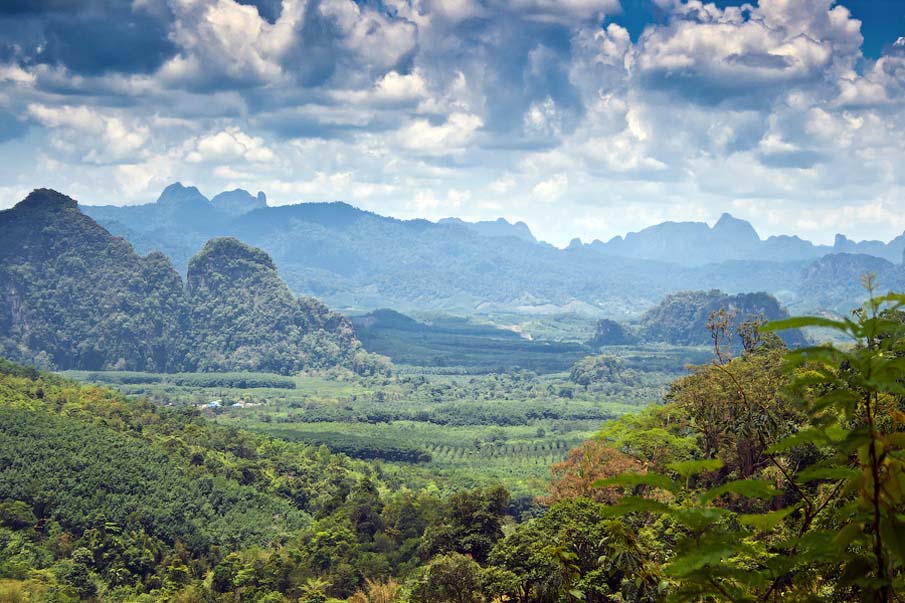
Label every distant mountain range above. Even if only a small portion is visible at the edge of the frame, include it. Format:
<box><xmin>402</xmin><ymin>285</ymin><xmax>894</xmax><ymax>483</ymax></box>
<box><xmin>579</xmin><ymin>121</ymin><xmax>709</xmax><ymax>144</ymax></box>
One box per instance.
<box><xmin>579</xmin><ymin>212</ymin><xmax>905</xmax><ymax>265</ymax></box>
<box><xmin>39</xmin><ymin>183</ymin><xmax>905</xmax><ymax>316</ymax></box>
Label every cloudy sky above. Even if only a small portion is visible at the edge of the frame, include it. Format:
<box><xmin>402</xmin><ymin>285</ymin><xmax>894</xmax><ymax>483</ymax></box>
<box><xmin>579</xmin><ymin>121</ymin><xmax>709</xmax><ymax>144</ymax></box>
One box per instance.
<box><xmin>0</xmin><ymin>0</ymin><xmax>903</xmax><ymax>246</ymax></box>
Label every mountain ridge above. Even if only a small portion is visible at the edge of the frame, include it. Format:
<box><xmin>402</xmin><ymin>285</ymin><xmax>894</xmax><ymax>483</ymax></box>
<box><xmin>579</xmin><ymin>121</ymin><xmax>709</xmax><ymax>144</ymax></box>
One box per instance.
<box><xmin>35</xmin><ymin>183</ymin><xmax>905</xmax><ymax>317</ymax></box>
<box><xmin>0</xmin><ymin>189</ymin><xmax>368</xmax><ymax>373</ymax></box>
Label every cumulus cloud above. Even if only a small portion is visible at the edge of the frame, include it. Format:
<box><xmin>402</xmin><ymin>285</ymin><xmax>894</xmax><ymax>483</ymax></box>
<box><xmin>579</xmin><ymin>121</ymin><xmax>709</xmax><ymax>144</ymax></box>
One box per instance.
<box><xmin>532</xmin><ymin>173</ymin><xmax>568</xmax><ymax>201</ymax></box>
<box><xmin>0</xmin><ymin>0</ymin><xmax>903</xmax><ymax>247</ymax></box>
<box><xmin>397</xmin><ymin>112</ymin><xmax>483</xmax><ymax>154</ymax></box>
<box><xmin>185</xmin><ymin>126</ymin><xmax>276</xmax><ymax>164</ymax></box>
<box><xmin>27</xmin><ymin>104</ymin><xmax>150</xmax><ymax>164</ymax></box>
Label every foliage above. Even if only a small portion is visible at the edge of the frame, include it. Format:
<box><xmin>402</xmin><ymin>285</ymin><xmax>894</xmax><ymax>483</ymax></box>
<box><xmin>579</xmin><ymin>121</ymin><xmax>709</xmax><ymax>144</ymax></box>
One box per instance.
<box><xmin>420</xmin><ymin>487</ymin><xmax>509</xmax><ymax>564</ymax></box>
<box><xmin>589</xmin><ymin>319</ymin><xmax>637</xmax><ymax>347</ymax></box>
<box><xmin>543</xmin><ymin>441</ymin><xmax>643</xmax><ymax>505</ymax></box>
<box><xmin>637</xmin><ymin>289</ymin><xmax>805</xmax><ymax>348</ymax></box>
<box><xmin>66</xmin><ymin>359</ymin><xmax>673</xmax><ymax>500</ymax></box>
<box><xmin>569</xmin><ymin>355</ymin><xmax>638</xmax><ymax>387</ymax></box>
<box><xmin>185</xmin><ymin>238</ymin><xmax>362</xmax><ymax>374</ymax></box>
<box><xmin>0</xmin><ymin>192</ymin><xmax>379</xmax><ymax>376</ymax></box>
<box><xmin>260</xmin><ymin>428</ymin><xmax>433</xmax><ymax>463</ymax></box>
<box><xmin>408</xmin><ymin>553</ymin><xmax>484</xmax><ymax>603</ymax></box>
<box><xmin>596</xmin><ymin>286</ymin><xmax>905</xmax><ymax>601</ymax></box>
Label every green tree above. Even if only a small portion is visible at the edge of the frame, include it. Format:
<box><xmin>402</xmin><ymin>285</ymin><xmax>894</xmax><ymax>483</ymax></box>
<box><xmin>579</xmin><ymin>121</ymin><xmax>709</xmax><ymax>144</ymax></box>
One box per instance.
<box><xmin>409</xmin><ymin>553</ymin><xmax>484</xmax><ymax>603</ymax></box>
<box><xmin>598</xmin><ymin>286</ymin><xmax>905</xmax><ymax>601</ymax></box>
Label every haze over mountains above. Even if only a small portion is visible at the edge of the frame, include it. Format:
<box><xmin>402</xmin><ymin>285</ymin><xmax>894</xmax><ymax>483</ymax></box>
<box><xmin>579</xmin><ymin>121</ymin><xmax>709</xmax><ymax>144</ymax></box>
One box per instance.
<box><xmin>75</xmin><ymin>183</ymin><xmax>905</xmax><ymax>317</ymax></box>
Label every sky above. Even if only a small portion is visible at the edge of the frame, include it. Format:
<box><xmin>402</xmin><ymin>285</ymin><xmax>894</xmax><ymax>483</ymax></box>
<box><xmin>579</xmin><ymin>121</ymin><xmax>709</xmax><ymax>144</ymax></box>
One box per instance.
<box><xmin>0</xmin><ymin>0</ymin><xmax>903</xmax><ymax>247</ymax></box>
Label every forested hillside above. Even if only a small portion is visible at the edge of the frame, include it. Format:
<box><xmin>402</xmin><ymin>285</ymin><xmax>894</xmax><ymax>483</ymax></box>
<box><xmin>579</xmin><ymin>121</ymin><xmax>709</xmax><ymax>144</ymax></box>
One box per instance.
<box><xmin>81</xmin><ymin>183</ymin><xmax>905</xmax><ymax>316</ymax></box>
<box><xmin>0</xmin><ymin>190</ymin><xmax>369</xmax><ymax>374</ymax></box>
<box><xmin>588</xmin><ymin>289</ymin><xmax>806</xmax><ymax>348</ymax></box>
<box><xmin>186</xmin><ymin>237</ymin><xmax>361</xmax><ymax>374</ymax></box>
<box><xmin>5</xmin><ymin>292</ymin><xmax>905</xmax><ymax>601</ymax></box>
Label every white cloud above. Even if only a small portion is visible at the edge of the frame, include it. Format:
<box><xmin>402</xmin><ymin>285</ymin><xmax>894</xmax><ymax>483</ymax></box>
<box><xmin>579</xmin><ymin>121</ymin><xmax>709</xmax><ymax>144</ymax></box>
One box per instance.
<box><xmin>374</xmin><ymin>70</ymin><xmax>429</xmax><ymax>103</ymax></box>
<box><xmin>532</xmin><ymin>173</ymin><xmax>568</xmax><ymax>201</ymax></box>
<box><xmin>185</xmin><ymin>126</ymin><xmax>276</xmax><ymax>164</ymax></box>
<box><xmin>26</xmin><ymin>104</ymin><xmax>150</xmax><ymax>164</ymax></box>
<box><xmin>0</xmin><ymin>63</ymin><xmax>35</xmax><ymax>86</ymax></box>
<box><xmin>158</xmin><ymin>0</ymin><xmax>306</xmax><ymax>88</ymax></box>
<box><xmin>511</xmin><ymin>0</ymin><xmax>620</xmax><ymax>23</ymax></box>
<box><xmin>1</xmin><ymin>0</ymin><xmax>904</xmax><ymax>249</ymax></box>
<box><xmin>397</xmin><ymin>112</ymin><xmax>483</xmax><ymax>154</ymax></box>
<box><xmin>319</xmin><ymin>0</ymin><xmax>417</xmax><ymax>70</ymax></box>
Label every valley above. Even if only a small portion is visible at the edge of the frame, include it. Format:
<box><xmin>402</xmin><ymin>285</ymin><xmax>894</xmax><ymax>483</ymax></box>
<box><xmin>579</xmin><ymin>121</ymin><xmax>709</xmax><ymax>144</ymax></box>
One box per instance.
<box><xmin>61</xmin><ymin>339</ymin><xmax>693</xmax><ymax>501</ymax></box>
<box><xmin>3</xmin><ymin>0</ymin><xmax>905</xmax><ymax>599</ymax></box>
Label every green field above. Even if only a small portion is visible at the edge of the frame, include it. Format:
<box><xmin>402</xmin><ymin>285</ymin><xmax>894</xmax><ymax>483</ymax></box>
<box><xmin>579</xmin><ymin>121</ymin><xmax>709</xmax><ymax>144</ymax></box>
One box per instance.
<box><xmin>349</xmin><ymin>310</ymin><xmax>593</xmax><ymax>373</ymax></box>
<box><xmin>61</xmin><ymin>344</ymin><xmax>700</xmax><ymax>499</ymax></box>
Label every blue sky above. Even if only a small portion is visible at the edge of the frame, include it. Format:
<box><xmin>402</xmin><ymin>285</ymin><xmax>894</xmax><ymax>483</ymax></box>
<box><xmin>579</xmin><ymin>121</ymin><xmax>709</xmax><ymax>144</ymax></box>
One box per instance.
<box><xmin>0</xmin><ymin>0</ymin><xmax>903</xmax><ymax>246</ymax></box>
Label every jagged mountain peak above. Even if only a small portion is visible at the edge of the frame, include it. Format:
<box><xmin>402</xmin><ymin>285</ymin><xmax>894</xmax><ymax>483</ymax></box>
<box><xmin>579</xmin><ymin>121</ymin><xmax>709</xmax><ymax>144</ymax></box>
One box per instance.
<box><xmin>156</xmin><ymin>182</ymin><xmax>209</xmax><ymax>207</ymax></box>
<box><xmin>437</xmin><ymin>216</ymin><xmax>537</xmax><ymax>243</ymax></box>
<box><xmin>711</xmin><ymin>212</ymin><xmax>760</xmax><ymax>244</ymax></box>
<box><xmin>211</xmin><ymin>188</ymin><xmax>268</xmax><ymax>217</ymax></box>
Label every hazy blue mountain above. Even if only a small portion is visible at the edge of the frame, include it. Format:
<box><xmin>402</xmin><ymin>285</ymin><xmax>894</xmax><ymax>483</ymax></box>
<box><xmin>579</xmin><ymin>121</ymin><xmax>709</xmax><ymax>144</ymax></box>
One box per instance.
<box><xmin>594</xmin><ymin>213</ymin><xmax>780</xmax><ymax>265</ymax></box>
<box><xmin>155</xmin><ymin>182</ymin><xmax>209</xmax><ymax>209</ymax></box>
<box><xmin>438</xmin><ymin>217</ymin><xmax>537</xmax><ymax>243</ymax></box>
<box><xmin>758</xmin><ymin>235</ymin><xmax>830</xmax><ymax>262</ymax></box>
<box><xmin>796</xmin><ymin>253</ymin><xmax>905</xmax><ymax>314</ymax></box>
<box><xmin>831</xmin><ymin>234</ymin><xmax>905</xmax><ymax>263</ymax></box>
<box><xmin>211</xmin><ymin>188</ymin><xmax>268</xmax><ymax>217</ymax></box>
<box><xmin>77</xmin><ymin>183</ymin><xmax>905</xmax><ymax>317</ymax></box>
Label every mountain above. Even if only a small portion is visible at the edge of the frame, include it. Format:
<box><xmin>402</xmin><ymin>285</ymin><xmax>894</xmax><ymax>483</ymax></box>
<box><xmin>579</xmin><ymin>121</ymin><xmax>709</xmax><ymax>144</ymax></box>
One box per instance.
<box><xmin>797</xmin><ymin>253</ymin><xmax>905</xmax><ymax>314</ymax></box>
<box><xmin>76</xmin><ymin>184</ymin><xmax>905</xmax><ymax>317</ymax></box>
<box><xmin>211</xmin><ymin>188</ymin><xmax>268</xmax><ymax>216</ymax></box>
<box><xmin>0</xmin><ymin>189</ymin><xmax>365</xmax><ymax>373</ymax></box>
<box><xmin>186</xmin><ymin>237</ymin><xmax>358</xmax><ymax>373</ymax></box>
<box><xmin>155</xmin><ymin>181</ymin><xmax>210</xmax><ymax>209</ymax></box>
<box><xmin>438</xmin><ymin>217</ymin><xmax>537</xmax><ymax>243</ymax></box>
<box><xmin>758</xmin><ymin>234</ymin><xmax>830</xmax><ymax>262</ymax></box>
<box><xmin>831</xmin><ymin>234</ymin><xmax>905</xmax><ymax>263</ymax></box>
<box><xmin>591</xmin><ymin>212</ymin><xmax>820</xmax><ymax>266</ymax></box>
<box><xmin>635</xmin><ymin>290</ymin><xmax>806</xmax><ymax>348</ymax></box>
<box><xmin>0</xmin><ymin>189</ymin><xmax>190</xmax><ymax>371</ymax></box>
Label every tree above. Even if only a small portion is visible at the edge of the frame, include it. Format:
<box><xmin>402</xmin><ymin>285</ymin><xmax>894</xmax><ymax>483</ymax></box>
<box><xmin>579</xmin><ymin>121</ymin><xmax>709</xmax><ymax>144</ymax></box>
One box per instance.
<box><xmin>420</xmin><ymin>487</ymin><xmax>509</xmax><ymax>564</ymax></box>
<box><xmin>598</xmin><ymin>286</ymin><xmax>905</xmax><ymax>601</ymax></box>
<box><xmin>569</xmin><ymin>355</ymin><xmax>634</xmax><ymax>387</ymax></box>
<box><xmin>543</xmin><ymin>440</ymin><xmax>643</xmax><ymax>505</ymax></box>
<box><xmin>409</xmin><ymin>553</ymin><xmax>484</xmax><ymax>603</ymax></box>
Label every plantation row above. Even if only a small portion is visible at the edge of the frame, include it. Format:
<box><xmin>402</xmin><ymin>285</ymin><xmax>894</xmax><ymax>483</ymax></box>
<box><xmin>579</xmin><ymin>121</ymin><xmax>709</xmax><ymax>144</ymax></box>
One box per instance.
<box><xmin>425</xmin><ymin>439</ymin><xmax>572</xmax><ymax>462</ymax></box>
<box><xmin>63</xmin><ymin>370</ymin><xmax>298</xmax><ymax>390</ymax></box>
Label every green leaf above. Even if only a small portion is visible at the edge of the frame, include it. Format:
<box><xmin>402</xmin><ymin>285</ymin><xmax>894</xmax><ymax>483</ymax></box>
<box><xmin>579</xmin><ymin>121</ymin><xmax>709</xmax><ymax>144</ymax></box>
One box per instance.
<box><xmin>796</xmin><ymin>466</ymin><xmax>858</xmax><ymax>483</ymax></box>
<box><xmin>767</xmin><ymin>428</ymin><xmax>831</xmax><ymax>453</ymax></box>
<box><xmin>763</xmin><ymin>316</ymin><xmax>851</xmax><ymax>333</ymax></box>
<box><xmin>665</xmin><ymin>537</ymin><xmax>744</xmax><ymax>577</ymax></box>
<box><xmin>738</xmin><ymin>504</ymin><xmax>799</xmax><ymax>531</ymax></box>
<box><xmin>599</xmin><ymin>496</ymin><xmax>674</xmax><ymax>518</ymax></box>
<box><xmin>667</xmin><ymin>458</ymin><xmax>723</xmax><ymax>479</ymax></box>
<box><xmin>880</xmin><ymin>518</ymin><xmax>905</xmax><ymax>565</ymax></box>
<box><xmin>592</xmin><ymin>472</ymin><xmax>677</xmax><ymax>493</ymax></box>
<box><xmin>701</xmin><ymin>479</ymin><xmax>780</xmax><ymax>504</ymax></box>
<box><xmin>673</xmin><ymin>506</ymin><xmax>729</xmax><ymax>530</ymax></box>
